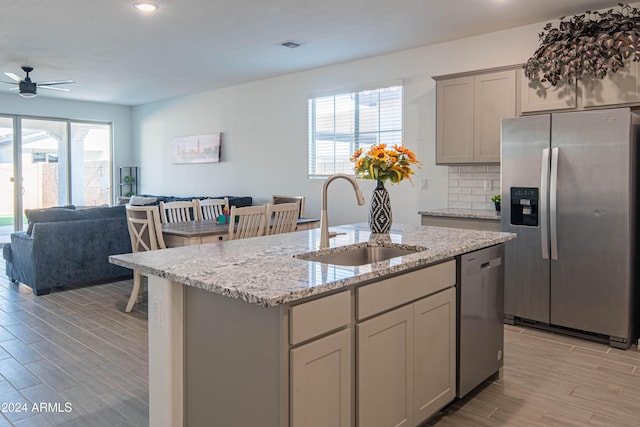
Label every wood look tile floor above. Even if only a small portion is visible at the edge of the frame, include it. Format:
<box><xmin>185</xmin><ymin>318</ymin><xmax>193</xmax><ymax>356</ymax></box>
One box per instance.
<box><xmin>0</xmin><ymin>263</ymin><xmax>148</xmax><ymax>427</ymax></box>
<box><xmin>1</xmin><ymin>260</ymin><xmax>639</xmax><ymax>426</ymax></box>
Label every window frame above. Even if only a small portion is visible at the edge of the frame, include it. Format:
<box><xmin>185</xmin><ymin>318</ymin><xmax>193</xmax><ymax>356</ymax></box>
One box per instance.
<box><xmin>307</xmin><ymin>82</ymin><xmax>404</xmax><ymax>178</ymax></box>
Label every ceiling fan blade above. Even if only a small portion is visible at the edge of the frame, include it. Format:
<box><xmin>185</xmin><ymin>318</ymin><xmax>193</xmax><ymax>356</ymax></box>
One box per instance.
<box><xmin>37</xmin><ymin>80</ymin><xmax>75</xmax><ymax>86</ymax></box>
<box><xmin>4</xmin><ymin>72</ymin><xmax>22</xmax><ymax>82</ymax></box>
<box><xmin>38</xmin><ymin>85</ymin><xmax>70</xmax><ymax>92</ymax></box>
<box><xmin>8</xmin><ymin>87</ymin><xmax>18</xmax><ymax>91</ymax></box>
<box><xmin>1</xmin><ymin>81</ymin><xmax>18</xmax><ymax>85</ymax></box>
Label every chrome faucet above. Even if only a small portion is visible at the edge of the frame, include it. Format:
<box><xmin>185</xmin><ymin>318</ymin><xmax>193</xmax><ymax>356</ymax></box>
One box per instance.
<box><xmin>320</xmin><ymin>173</ymin><xmax>366</xmax><ymax>248</ymax></box>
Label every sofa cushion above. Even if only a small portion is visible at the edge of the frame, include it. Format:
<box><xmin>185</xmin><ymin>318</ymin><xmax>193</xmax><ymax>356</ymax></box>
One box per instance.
<box><xmin>227</xmin><ymin>196</ymin><xmax>252</xmax><ymax>208</ymax></box>
<box><xmin>129</xmin><ymin>195</ymin><xmax>158</xmax><ymax>206</ymax></box>
<box><xmin>26</xmin><ymin>205</ymin><xmax>126</xmax><ymax>235</ymax></box>
<box><xmin>136</xmin><ymin>195</ymin><xmax>252</xmax><ymax>208</ymax></box>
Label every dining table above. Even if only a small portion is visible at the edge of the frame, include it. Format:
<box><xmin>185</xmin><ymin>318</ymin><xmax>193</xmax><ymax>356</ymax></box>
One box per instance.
<box><xmin>162</xmin><ymin>217</ymin><xmax>320</xmax><ymax>247</ymax></box>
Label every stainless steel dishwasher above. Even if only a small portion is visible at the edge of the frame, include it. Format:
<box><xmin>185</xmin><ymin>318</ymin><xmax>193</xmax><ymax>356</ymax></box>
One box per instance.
<box><xmin>457</xmin><ymin>244</ymin><xmax>505</xmax><ymax>398</ymax></box>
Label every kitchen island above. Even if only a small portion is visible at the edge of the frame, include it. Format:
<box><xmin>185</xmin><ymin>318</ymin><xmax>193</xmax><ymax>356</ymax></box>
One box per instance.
<box><xmin>110</xmin><ymin>223</ymin><xmax>515</xmax><ymax>427</ymax></box>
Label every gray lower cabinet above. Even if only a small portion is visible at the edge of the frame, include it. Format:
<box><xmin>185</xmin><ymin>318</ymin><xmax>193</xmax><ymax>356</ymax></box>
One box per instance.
<box><xmin>357</xmin><ymin>287</ymin><xmax>456</xmax><ymax>427</ymax></box>
<box><xmin>184</xmin><ymin>261</ymin><xmax>456</xmax><ymax>427</ymax></box>
<box><xmin>413</xmin><ymin>287</ymin><xmax>456</xmax><ymax>421</ymax></box>
<box><xmin>290</xmin><ymin>329</ymin><xmax>352</xmax><ymax>427</ymax></box>
<box><xmin>358</xmin><ymin>304</ymin><xmax>414</xmax><ymax>427</ymax></box>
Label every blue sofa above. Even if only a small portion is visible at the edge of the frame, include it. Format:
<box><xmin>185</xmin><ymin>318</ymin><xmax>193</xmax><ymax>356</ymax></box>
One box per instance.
<box><xmin>3</xmin><ymin>205</ymin><xmax>133</xmax><ymax>296</ymax></box>
<box><xmin>4</xmin><ymin>195</ymin><xmax>253</xmax><ymax>296</ymax></box>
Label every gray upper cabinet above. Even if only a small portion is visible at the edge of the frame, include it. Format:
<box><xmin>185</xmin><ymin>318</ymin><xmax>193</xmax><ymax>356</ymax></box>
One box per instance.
<box><xmin>436</xmin><ymin>69</ymin><xmax>515</xmax><ymax>164</ymax></box>
<box><xmin>582</xmin><ymin>60</ymin><xmax>640</xmax><ymax>107</ymax></box>
<box><xmin>436</xmin><ymin>76</ymin><xmax>474</xmax><ymax>164</ymax></box>
<box><xmin>519</xmin><ymin>69</ymin><xmax>577</xmax><ymax>113</ymax></box>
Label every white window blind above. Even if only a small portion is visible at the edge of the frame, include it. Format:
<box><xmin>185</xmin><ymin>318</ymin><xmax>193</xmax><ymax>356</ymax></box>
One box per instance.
<box><xmin>307</xmin><ymin>84</ymin><xmax>403</xmax><ymax>177</ymax></box>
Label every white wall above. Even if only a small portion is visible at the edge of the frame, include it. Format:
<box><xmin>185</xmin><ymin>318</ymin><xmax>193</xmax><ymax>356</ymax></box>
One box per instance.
<box><xmin>0</xmin><ymin>93</ymin><xmax>133</xmax><ymax>203</ymax></box>
<box><xmin>133</xmin><ymin>22</ymin><xmax>542</xmax><ymax>226</ymax></box>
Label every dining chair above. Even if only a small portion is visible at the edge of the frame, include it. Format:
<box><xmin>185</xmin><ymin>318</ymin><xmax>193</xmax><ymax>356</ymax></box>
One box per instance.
<box><xmin>227</xmin><ymin>205</ymin><xmax>268</xmax><ymax>240</ymax></box>
<box><xmin>159</xmin><ymin>200</ymin><xmax>195</xmax><ymax>223</ymax></box>
<box><xmin>272</xmin><ymin>194</ymin><xmax>306</xmax><ymax>218</ymax></box>
<box><xmin>267</xmin><ymin>202</ymin><xmax>299</xmax><ymax>235</ymax></box>
<box><xmin>194</xmin><ymin>197</ymin><xmax>228</xmax><ymax>220</ymax></box>
<box><xmin>125</xmin><ymin>205</ymin><xmax>166</xmax><ymax>312</ymax></box>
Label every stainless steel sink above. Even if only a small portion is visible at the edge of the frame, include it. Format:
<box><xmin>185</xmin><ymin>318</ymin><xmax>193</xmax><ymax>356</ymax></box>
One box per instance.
<box><xmin>294</xmin><ymin>243</ymin><xmax>427</xmax><ymax>267</ymax></box>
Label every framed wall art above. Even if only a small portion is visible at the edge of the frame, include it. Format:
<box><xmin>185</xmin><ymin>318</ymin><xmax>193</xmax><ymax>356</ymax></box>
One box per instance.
<box><xmin>171</xmin><ymin>132</ymin><xmax>222</xmax><ymax>164</ymax></box>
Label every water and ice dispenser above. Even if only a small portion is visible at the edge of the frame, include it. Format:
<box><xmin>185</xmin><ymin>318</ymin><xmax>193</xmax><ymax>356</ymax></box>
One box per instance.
<box><xmin>510</xmin><ymin>187</ymin><xmax>538</xmax><ymax>227</ymax></box>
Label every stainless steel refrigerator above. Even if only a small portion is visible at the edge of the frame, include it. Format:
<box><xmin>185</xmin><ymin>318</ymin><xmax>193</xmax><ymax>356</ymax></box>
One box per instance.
<box><xmin>501</xmin><ymin>107</ymin><xmax>639</xmax><ymax>349</ymax></box>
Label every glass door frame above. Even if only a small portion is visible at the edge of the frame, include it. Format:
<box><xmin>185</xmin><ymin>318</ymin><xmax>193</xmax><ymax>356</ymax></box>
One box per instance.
<box><xmin>0</xmin><ymin>113</ymin><xmax>114</xmax><ymax>233</ymax></box>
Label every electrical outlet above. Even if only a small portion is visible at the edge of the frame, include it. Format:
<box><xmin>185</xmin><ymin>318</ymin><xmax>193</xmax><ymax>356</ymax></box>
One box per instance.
<box><xmin>484</xmin><ymin>180</ymin><xmax>492</xmax><ymax>191</ymax></box>
<box><xmin>419</xmin><ymin>178</ymin><xmax>428</xmax><ymax>191</ymax></box>
<box><xmin>151</xmin><ymin>301</ymin><xmax>162</xmax><ymax>327</ymax></box>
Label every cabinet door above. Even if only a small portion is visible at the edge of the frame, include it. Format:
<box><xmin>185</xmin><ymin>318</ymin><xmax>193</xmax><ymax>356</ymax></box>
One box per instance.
<box><xmin>519</xmin><ymin>70</ymin><xmax>577</xmax><ymax>113</ymax></box>
<box><xmin>582</xmin><ymin>60</ymin><xmax>640</xmax><ymax>107</ymax></box>
<box><xmin>357</xmin><ymin>304</ymin><xmax>413</xmax><ymax>427</ymax></box>
<box><xmin>413</xmin><ymin>287</ymin><xmax>456</xmax><ymax>423</ymax></box>
<box><xmin>473</xmin><ymin>70</ymin><xmax>515</xmax><ymax>163</ymax></box>
<box><xmin>290</xmin><ymin>329</ymin><xmax>352</xmax><ymax>427</ymax></box>
<box><xmin>436</xmin><ymin>77</ymin><xmax>474</xmax><ymax>164</ymax></box>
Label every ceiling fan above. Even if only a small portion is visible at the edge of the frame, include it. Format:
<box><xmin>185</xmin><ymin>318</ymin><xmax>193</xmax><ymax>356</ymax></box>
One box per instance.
<box><xmin>1</xmin><ymin>66</ymin><xmax>74</xmax><ymax>98</ymax></box>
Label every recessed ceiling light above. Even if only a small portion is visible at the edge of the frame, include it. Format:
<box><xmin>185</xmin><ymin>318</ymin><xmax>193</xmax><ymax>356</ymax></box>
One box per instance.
<box><xmin>134</xmin><ymin>2</ymin><xmax>159</xmax><ymax>12</ymax></box>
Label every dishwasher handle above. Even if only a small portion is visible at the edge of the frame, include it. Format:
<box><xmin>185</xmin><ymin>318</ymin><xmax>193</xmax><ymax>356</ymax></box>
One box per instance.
<box><xmin>466</xmin><ymin>256</ymin><xmax>503</xmax><ymax>276</ymax></box>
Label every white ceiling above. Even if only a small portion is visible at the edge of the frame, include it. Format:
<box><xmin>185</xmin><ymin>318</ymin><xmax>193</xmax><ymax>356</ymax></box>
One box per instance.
<box><xmin>0</xmin><ymin>0</ymin><xmax>623</xmax><ymax>106</ymax></box>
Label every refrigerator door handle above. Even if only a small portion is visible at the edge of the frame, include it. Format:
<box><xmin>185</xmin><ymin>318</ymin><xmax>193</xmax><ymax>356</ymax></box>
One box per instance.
<box><xmin>540</xmin><ymin>148</ymin><xmax>550</xmax><ymax>260</ymax></box>
<box><xmin>550</xmin><ymin>147</ymin><xmax>559</xmax><ymax>260</ymax></box>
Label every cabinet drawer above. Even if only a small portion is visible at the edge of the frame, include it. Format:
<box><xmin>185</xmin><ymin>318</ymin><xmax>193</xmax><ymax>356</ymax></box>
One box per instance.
<box><xmin>357</xmin><ymin>260</ymin><xmax>455</xmax><ymax>320</ymax></box>
<box><xmin>290</xmin><ymin>291</ymin><xmax>351</xmax><ymax>345</ymax></box>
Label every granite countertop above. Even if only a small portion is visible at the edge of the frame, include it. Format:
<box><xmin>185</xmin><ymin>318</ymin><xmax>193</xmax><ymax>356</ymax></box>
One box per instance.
<box><xmin>420</xmin><ymin>208</ymin><xmax>501</xmax><ymax>221</ymax></box>
<box><xmin>109</xmin><ymin>223</ymin><xmax>515</xmax><ymax>307</ymax></box>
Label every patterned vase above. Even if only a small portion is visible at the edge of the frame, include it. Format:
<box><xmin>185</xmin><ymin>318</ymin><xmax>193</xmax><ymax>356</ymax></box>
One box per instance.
<box><xmin>369</xmin><ymin>180</ymin><xmax>392</xmax><ymax>234</ymax></box>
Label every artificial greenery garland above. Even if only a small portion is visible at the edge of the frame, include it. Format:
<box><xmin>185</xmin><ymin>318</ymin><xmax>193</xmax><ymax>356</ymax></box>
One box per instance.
<box><xmin>524</xmin><ymin>3</ymin><xmax>640</xmax><ymax>86</ymax></box>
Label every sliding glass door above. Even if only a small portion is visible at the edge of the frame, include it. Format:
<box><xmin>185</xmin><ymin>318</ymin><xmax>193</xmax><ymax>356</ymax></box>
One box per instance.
<box><xmin>0</xmin><ymin>116</ymin><xmax>112</xmax><ymax>244</ymax></box>
<box><xmin>21</xmin><ymin>118</ymin><xmax>69</xmax><ymax>211</ymax></box>
<box><xmin>0</xmin><ymin>118</ymin><xmax>14</xmax><ymax>244</ymax></box>
<box><xmin>70</xmin><ymin>122</ymin><xmax>111</xmax><ymax>207</ymax></box>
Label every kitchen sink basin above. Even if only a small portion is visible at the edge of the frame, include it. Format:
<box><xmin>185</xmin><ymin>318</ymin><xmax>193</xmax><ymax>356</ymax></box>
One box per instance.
<box><xmin>294</xmin><ymin>243</ymin><xmax>427</xmax><ymax>267</ymax></box>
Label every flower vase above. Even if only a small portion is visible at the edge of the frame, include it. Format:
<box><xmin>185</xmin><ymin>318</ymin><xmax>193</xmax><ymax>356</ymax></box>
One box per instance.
<box><xmin>369</xmin><ymin>180</ymin><xmax>392</xmax><ymax>234</ymax></box>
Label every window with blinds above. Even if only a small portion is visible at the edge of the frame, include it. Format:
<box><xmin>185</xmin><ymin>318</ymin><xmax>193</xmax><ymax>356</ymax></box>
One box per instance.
<box><xmin>307</xmin><ymin>84</ymin><xmax>403</xmax><ymax>177</ymax></box>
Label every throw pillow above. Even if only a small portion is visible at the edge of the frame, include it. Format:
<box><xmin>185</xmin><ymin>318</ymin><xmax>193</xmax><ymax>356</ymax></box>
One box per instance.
<box><xmin>129</xmin><ymin>196</ymin><xmax>158</xmax><ymax>206</ymax></box>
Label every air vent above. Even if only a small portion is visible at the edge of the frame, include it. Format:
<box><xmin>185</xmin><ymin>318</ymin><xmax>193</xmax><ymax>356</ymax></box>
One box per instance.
<box><xmin>279</xmin><ymin>40</ymin><xmax>303</xmax><ymax>49</ymax></box>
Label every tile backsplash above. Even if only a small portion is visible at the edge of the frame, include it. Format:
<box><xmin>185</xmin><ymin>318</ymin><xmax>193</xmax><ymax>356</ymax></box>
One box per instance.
<box><xmin>448</xmin><ymin>165</ymin><xmax>501</xmax><ymax>210</ymax></box>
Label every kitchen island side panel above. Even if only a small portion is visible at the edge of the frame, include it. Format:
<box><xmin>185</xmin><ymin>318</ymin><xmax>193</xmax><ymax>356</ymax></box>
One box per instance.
<box><xmin>184</xmin><ymin>285</ymin><xmax>287</xmax><ymax>427</ymax></box>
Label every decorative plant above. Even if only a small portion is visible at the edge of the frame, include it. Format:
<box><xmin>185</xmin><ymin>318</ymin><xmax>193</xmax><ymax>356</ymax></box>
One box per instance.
<box><xmin>524</xmin><ymin>3</ymin><xmax>640</xmax><ymax>86</ymax></box>
<box><xmin>350</xmin><ymin>143</ymin><xmax>422</xmax><ymax>184</ymax></box>
<box><xmin>491</xmin><ymin>195</ymin><xmax>501</xmax><ymax>204</ymax></box>
<box><xmin>125</xmin><ymin>191</ymin><xmax>135</xmax><ymax>197</ymax></box>
<box><xmin>123</xmin><ymin>175</ymin><xmax>135</xmax><ymax>183</ymax></box>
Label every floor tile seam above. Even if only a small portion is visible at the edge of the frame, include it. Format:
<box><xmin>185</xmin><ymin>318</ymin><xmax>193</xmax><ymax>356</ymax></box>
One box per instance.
<box><xmin>53</xmin><ymin>304</ymin><xmax>136</xmax><ymax>333</ymax></box>
<box><xmin>91</xmin><ymin>362</ymin><xmax>150</xmax><ymax>388</ymax></box>
<box><xmin>482</xmin><ymin>387</ymin><xmax>597</xmax><ymax>421</ymax></box>
<box><xmin>516</xmin><ymin>331</ymin><xmax>611</xmax><ymax>353</ymax></box>
<box><xmin>22</xmin><ymin>361</ymin><xmax>80</xmax><ymax>395</ymax></box>
<box><xmin>506</xmin><ymin>348</ymin><xmax>637</xmax><ymax>375</ymax></box>
<box><xmin>0</xmin><ymin>340</ymin><xmax>45</xmax><ymax>365</ymax></box>
<box><xmin>89</xmin><ymin>324</ymin><xmax>146</xmax><ymax>346</ymax></box>
<box><xmin>2</xmin><ymin>325</ymin><xmax>47</xmax><ymax>347</ymax></box>
<box><xmin>59</xmin><ymin>357</ymin><xmax>149</xmax><ymax>399</ymax></box>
